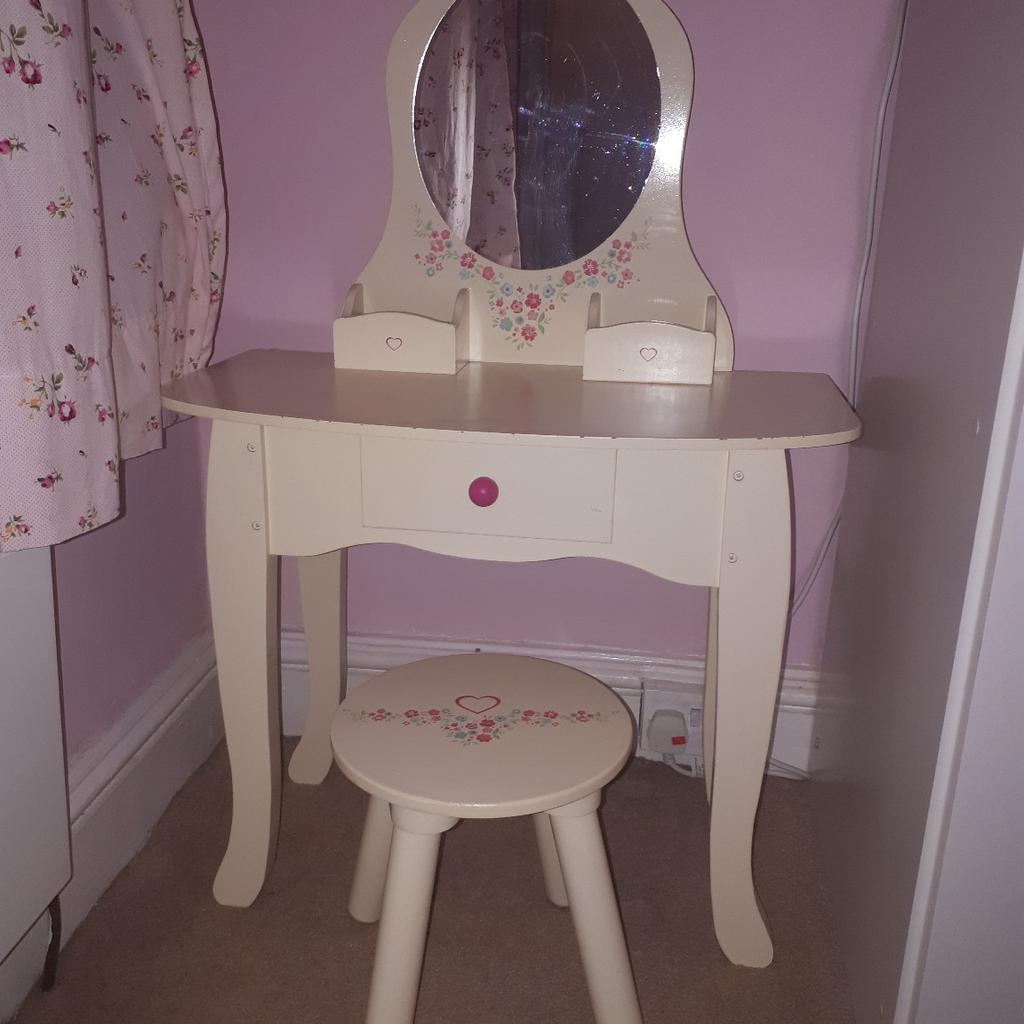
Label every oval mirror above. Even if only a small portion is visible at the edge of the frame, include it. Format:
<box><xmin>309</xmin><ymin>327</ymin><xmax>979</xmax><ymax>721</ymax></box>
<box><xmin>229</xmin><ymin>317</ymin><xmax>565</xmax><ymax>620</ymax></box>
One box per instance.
<box><xmin>414</xmin><ymin>0</ymin><xmax>660</xmax><ymax>271</ymax></box>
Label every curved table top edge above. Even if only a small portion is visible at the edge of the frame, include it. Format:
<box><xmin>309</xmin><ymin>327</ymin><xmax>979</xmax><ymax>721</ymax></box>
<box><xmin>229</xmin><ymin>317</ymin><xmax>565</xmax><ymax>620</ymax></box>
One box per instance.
<box><xmin>161</xmin><ymin>349</ymin><xmax>862</xmax><ymax>451</ymax></box>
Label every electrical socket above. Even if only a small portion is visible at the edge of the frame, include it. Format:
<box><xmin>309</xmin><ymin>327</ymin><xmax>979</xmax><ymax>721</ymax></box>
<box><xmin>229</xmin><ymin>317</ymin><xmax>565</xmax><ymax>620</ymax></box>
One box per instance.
<box><xmin>646</xmin><ymin>709</ymin><xmax>690</xmax><ymax>756</ymax></box>
<box><xmin>639</xmin><ymin>686</ymin><xmax>704</xmax><ymax>763</ymax></box>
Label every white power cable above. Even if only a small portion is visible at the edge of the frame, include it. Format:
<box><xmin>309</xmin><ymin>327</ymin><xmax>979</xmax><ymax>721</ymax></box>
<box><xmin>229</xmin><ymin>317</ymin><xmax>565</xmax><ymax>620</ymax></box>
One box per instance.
<box><xmin>848</xmin><ymin>0</ymin><xmax>911</xmax><ymax>407</ymax></box>
<box><xmin>790</xmin><ymin>0</ymin><xmax>910</xmax><ymax>617</ymax></box>
<box><xmin>789</xmin><ymin>504</ymin><xmax>842</xmax><ymax>618</ymax></box>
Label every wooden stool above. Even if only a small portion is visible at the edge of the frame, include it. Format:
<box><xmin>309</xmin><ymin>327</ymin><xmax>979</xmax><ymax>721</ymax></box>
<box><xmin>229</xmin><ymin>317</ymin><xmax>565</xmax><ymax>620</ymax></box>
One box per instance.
<box><xmin>330</xmin><ymin>652</ymin><xmax>642</xmax><ymax>1024</ymax></box>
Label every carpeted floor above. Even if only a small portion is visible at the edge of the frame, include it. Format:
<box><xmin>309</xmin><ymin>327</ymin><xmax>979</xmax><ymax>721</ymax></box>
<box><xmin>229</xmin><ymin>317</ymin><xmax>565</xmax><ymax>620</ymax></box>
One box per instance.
<box><xmin>14</xmin><ymin>742</ymin><xmax>852</xmax><ymax>1023</ymax></box>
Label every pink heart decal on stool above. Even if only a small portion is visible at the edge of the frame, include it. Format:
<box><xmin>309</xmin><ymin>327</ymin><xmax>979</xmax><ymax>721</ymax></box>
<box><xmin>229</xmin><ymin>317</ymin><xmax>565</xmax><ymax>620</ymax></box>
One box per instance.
<box><xmin>385</xmin><ymin>336</ymin><xmax>403</xmax><ymax>351</ymax></box>
<box><xmin>455</xmin><ymin>695</ymin><xmax>501</xmax><ymax>715</ymax></box>
<box><xmin>639</xmin><ymin>347</ymin><xmax>658</xmax><ymax>362</ymax></box>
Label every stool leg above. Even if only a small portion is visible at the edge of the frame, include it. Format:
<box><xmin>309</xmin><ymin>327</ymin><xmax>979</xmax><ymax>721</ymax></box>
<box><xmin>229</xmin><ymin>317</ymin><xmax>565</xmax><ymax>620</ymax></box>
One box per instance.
<box><xmin>550</xmin><ymin>794</ymin><xmax>642</xmax><ymax>1024</ymax></box>
<box><xmin>349</xmin><ymin>795</ymin><xmax>394</xmax><ymax>923</ymax></box>
<box><xmin>533</xmin><ymin>812</ymin><xmax>569</xmax><ymax>907</ymax></box>
<box><xmin>365</xmin><ymin>807</ymin><xmax>457</xmax><ymax>1024</ymax></box>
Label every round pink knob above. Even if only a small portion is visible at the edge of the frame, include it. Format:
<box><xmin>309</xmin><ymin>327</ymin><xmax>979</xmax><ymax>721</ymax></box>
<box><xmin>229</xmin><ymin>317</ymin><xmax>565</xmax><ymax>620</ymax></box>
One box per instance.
<box><xmin>468</xmin><ymin>476</ymin><xmax>499</xmax><ymax>507</ymax></box>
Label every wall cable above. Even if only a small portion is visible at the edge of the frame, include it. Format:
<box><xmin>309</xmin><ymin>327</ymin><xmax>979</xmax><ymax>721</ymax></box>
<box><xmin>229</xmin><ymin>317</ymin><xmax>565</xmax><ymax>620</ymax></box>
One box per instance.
<box><xmin>789</xmin><ymin>0</ymin><xmax>910</xmax><ymax>619</ymax></box>
<box><xmin>848</xmin><ymin>0</ymin><xmax>911</xmax><ymax>408</ymax></box>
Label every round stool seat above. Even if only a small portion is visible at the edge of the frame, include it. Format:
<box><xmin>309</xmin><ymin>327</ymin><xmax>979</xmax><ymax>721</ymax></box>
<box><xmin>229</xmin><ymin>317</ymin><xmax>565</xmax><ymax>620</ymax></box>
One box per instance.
<box><xmin>332</xmin><ymin>653</ymin><xmax>634</xmax><ymax>819</ymax></box>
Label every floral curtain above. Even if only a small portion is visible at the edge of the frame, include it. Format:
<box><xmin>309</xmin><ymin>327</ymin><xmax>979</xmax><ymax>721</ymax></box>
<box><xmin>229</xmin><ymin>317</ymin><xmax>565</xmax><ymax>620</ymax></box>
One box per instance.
<box><xmin>0</xmin><ymin>0</ymin><xmax>224</xmax><ymax>551</ymax></box>
<box><xmin>415</xmin><ymin>0</ymin><xmax>521</xmax><ymax>267</ymax></box>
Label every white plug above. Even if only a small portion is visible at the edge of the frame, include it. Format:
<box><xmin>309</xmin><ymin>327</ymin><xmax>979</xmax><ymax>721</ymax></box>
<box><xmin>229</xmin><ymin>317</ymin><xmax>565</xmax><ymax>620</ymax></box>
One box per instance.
<box><xmin>646</xmin><ymin>709</ymin><xmax>689</xmax><ymax>756</ymax></box>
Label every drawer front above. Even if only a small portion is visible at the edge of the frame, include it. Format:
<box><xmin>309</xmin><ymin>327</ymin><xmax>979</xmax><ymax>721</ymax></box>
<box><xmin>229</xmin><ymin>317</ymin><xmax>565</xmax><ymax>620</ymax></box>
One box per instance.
<box><xmin>361</xmin><ymin>436</ymin><xmax>615</xmax><ymax>543</ymax></box>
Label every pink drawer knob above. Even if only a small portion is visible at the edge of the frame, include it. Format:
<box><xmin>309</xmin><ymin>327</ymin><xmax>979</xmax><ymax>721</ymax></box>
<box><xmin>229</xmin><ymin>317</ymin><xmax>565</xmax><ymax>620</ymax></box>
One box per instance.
<box><xmin>468</xmin><ymin>476</ymin><xmax>499</xmax><ymax>507</ymax></box>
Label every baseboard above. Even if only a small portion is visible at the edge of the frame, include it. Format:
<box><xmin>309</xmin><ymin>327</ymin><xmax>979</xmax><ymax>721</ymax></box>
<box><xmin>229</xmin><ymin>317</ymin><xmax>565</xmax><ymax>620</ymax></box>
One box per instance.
<box><xmin>280</xmin><ymin>629</ymin><xmax>821</xmax><ymax>773</ymax></box>
<box><xmin>1</xmin><ymin>631</ymin><xmax>222</xmax><ymax>1023</ymax></box>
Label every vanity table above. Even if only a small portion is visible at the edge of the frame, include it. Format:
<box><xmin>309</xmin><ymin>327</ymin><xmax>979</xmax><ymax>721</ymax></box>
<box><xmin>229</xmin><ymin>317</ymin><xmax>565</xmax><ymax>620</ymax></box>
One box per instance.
<box><xmin>162</xmin><ymin>0</ymin><xmax>861</xmax><ymax>970</ymax></box>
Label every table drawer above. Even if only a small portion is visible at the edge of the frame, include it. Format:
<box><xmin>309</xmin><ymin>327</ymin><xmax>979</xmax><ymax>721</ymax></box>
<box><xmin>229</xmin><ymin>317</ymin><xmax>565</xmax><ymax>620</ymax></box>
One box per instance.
<box><xmin>361</xmin><ymin>436</ymin><xmax>615</xmax><ymax>542</ymax></box>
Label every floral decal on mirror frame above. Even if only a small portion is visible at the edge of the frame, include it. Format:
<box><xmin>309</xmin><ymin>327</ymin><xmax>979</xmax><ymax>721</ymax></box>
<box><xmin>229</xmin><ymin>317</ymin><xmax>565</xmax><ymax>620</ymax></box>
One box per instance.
<box><xmin>343</xmin><ymin>703</ymin><xmax>619</xmax><ymax>746</ymax></box>
<box><xmin>413</xmin><ymin>207</ymin><xmax>651</xmax><ymax>351</ymax></box>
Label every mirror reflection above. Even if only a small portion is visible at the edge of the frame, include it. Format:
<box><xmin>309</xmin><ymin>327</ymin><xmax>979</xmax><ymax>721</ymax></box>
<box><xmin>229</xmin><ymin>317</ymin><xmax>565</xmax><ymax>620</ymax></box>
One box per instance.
<box><xmin>414</xmin><ymin>0</ymin><xmax>660</xmax><ymax>270</ymax></box>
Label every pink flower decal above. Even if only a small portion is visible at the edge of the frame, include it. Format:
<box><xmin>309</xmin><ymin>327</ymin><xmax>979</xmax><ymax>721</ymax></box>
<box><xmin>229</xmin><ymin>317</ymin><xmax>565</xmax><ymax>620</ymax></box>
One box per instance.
<box><xmin>410</xmin><ymin>206</ymin><xmax>650</xmax><ymax>351</ymax></box>
<box><xmin>184</xmin><ymin>59</ymin><xmax>200</xmax><ymax>78</ymax></box>
<box><xmin>96</xmin><ymin>72</ymin><xmax>111</xmax><ymax>92</ymax></box>
<box><xmin>346</xmin><ymin>702</ymin><xmax>616</xmax><ymax>746</ymax></box>
<box><xmin>57</xmin><ymin>400</ymin><xmax>76</xmax><ymax>423</ymax></box>
<box><xmin>2</xmin><ymin>56</ymin><xmax>15</xmax><ymax>75</ymax></box>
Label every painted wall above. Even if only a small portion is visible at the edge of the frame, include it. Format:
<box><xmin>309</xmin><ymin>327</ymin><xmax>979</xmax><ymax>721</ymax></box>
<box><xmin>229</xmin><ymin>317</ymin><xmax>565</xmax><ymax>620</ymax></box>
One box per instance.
<box><xmin>54</xmin><ymin>417</ymin><xmax>210</xmax><ymax>759</ymax></box>
<box><xmin>195</xmin><ymin>0</ymin><xmax>898</xmax><ymax>664</ymax></box>
<box><xmin>915</xmin><ymin>409</ymin><xmax>1024</xmax><ymax>1024</ymax></box>
<box><xmin>809</xmin><ymin>0</ymin><xmax>1024</xmax><ymax>1020</ymax></box>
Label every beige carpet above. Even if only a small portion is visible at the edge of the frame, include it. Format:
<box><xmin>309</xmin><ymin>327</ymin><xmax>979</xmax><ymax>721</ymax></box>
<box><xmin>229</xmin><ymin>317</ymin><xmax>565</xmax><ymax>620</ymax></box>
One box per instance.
<box><xmin>15</xmin><ymin>743</ymin><xmax>852</xmax><ymax>1023</ymax></box>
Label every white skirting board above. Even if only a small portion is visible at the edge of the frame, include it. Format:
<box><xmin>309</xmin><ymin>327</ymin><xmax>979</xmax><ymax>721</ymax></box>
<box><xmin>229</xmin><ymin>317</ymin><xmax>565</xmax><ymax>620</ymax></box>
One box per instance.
<box><xmin>0</xmin><ymin>632</ymin><xmax>222</xmax><ymax>1024</ymax></box>
<box><xmin>281</xmin><ymin>630</ymin><xmax>821</xmax><ymax>775</ymax></box>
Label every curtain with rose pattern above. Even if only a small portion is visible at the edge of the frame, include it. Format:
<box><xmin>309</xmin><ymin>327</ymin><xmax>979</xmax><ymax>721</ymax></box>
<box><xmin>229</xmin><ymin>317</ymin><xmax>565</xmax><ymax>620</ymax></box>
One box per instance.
<box><xmin>0</xmin><ymin>0</ymin><xmax>224</xmax><ymax>551</ymax></box>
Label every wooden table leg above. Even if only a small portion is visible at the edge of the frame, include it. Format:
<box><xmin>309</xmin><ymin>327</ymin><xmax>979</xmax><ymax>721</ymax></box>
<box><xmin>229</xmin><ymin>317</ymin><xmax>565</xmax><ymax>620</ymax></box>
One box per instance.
<box><xmin>290</xmin><ymin>549</ymin><xmax>347</xmax><ymax>784</ymax></box>
<box><xmin>206</xmin><ymin>420</ymin><xmax>281</xmax><ymax>907</ymax></box>
<box><xmin>703</xmin><ymin>587</ymin><xmax>719</xmax><ymax>806</ymax></box>
<box><xmin>710</xmin><ymin>449</ymin><xmax>791</xmax><ymax>967</ymax></box>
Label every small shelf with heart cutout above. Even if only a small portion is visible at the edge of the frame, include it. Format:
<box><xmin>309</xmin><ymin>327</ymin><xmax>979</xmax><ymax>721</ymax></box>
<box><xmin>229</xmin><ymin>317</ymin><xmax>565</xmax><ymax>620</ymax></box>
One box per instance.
<box><xmin>582</xmin><ymin>293</ymin><xmax>723</xmax><ymax>385</ymax></box>
<box><xmin>333</xmin><ymin>284</ymin><xmax>470</xmax><ymax>374</ymax></box>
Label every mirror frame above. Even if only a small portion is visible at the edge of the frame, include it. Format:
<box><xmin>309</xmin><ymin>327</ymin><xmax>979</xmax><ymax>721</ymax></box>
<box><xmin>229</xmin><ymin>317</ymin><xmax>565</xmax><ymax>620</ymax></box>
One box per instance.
<box><xmin>348</xmin><ymin>0</ymin><xmax>733</xmax><ymax>370</ymax></box>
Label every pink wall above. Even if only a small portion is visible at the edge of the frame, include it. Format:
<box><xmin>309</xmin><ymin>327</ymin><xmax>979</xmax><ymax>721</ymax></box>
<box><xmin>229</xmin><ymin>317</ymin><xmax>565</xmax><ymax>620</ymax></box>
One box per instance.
<box><xmin>196</xmin><ymin>0</ymin><xmax>898</xmax><ymax>662</ymax></box>
<box><xmin>55</xmin><ymin>418</ymin><xmax>210</xmax><ymax>757</ymax></box>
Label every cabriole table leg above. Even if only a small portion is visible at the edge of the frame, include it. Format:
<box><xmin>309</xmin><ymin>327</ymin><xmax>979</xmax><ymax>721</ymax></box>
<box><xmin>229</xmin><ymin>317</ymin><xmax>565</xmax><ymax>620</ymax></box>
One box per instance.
<box><xmin>290</xmin><ymin>548</ymin><xmax>347</xmax><ymax>784</ymax></box>
<box><xmin>710</xmin><ymin>449</ymin><xmax>791</xmax><ymax>967</ymax></box>
<box><xmin>206</xmin><ymin>420</ymin><xmax>282</xmax><ymax>907</ymax></box>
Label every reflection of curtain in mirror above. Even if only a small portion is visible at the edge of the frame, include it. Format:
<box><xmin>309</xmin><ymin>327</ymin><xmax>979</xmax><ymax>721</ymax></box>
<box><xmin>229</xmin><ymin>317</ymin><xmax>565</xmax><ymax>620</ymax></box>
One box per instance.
<box><xmin>514</xmin><ymin>0</ymin><xmax>579</xmax><ymax>270</ymax></box>
<box><xmin>415</xmin><ymin>0</ymin><xmax>521</xmax><ymax>267</ymax></box>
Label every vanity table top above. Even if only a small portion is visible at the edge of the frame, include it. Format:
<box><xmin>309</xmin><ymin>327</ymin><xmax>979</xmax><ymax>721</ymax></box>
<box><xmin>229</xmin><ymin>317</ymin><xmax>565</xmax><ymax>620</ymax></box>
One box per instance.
<box><xmin>161</xmin><ymin>349</ymin><xmax>861</xmax><ymax>451</ymax></box>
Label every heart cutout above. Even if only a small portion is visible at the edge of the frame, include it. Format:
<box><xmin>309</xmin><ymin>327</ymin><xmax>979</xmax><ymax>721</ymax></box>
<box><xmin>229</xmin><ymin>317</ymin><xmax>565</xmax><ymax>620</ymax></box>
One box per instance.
<box><xmin>385</xmin><ymin>336</ymin><xmax>403</xmax><ymax>351</ymax></box>
<box><xmin>639</xmin><ymin>346</ymin><xmax>658</xmax><ymax>362</ymax></box>
<box><xmin>455</xmin><ymin>694</ymin><xmax>501</xmax><ymax>716</ymax></box>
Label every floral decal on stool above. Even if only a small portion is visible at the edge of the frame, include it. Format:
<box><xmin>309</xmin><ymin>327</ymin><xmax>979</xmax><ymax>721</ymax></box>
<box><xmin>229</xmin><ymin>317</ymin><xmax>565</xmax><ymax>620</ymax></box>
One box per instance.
<box><xmin>412</xmin><ymin>207</ymin><xmax>651</xmax><ymax>350</ymax></box>
<box><xmin>344</xmin><ymin>696</ymin><xmax>619</xmax><ymax>747</ymax></box>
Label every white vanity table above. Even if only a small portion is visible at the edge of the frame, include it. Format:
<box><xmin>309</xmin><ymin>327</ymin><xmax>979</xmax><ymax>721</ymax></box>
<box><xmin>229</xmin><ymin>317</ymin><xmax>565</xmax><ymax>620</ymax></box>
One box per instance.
<box><xmin>162</xmin><ymin>0</ymin><xmax>861</xmax><ymax>970</ymax></box>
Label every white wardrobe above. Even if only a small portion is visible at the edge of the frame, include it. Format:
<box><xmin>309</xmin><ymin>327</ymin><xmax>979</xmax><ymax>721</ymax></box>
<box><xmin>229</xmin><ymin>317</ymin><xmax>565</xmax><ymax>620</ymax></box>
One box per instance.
<box><xmin>0</xmin><ymin>548</ymin><xmax>70</xmax><ymax>965</ymax></box>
